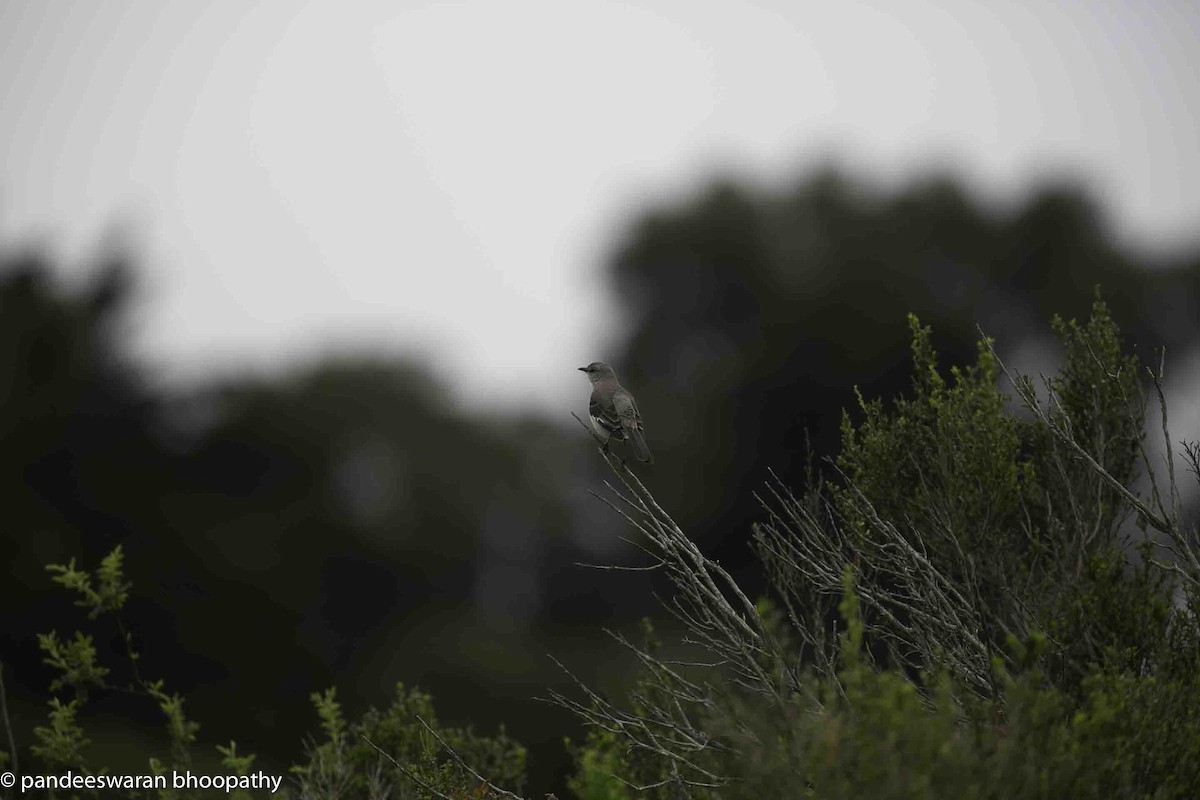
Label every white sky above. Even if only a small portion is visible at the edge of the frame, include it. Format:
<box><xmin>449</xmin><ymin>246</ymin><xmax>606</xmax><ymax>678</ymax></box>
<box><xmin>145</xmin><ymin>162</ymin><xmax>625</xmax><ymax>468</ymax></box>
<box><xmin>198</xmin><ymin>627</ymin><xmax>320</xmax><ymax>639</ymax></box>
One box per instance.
<box><xmin>2</xmin><ymin>0</ymin><xmax>1197</xmax><ymax>414</ymax></box>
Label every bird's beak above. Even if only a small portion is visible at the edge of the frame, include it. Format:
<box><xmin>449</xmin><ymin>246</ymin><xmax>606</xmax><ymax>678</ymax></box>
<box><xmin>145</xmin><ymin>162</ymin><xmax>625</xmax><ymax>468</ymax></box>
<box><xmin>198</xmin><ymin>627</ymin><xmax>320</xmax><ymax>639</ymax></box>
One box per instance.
<box><xmin>577</xmin><ymin>366</ymin><xmax>588</xmax><ymax>372</ymax></box>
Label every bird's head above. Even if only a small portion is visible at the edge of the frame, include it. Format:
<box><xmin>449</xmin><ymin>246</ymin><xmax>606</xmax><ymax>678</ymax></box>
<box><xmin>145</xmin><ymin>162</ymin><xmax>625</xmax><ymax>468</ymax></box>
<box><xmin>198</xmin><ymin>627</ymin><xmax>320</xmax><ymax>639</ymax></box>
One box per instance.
<box><xmin>578</xmin><ymin>361</ymin><xmax>616</xmax><ymax>383</ymax></box>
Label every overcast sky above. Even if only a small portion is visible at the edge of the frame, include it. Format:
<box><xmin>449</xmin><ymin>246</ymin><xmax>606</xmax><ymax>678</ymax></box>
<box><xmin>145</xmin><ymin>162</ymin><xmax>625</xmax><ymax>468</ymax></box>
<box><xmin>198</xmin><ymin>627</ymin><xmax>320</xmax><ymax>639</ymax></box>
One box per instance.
<box><xmin>2</xmin><ymin>0</ymin><xmax>1197</xmax><ymax>414</ymax></box>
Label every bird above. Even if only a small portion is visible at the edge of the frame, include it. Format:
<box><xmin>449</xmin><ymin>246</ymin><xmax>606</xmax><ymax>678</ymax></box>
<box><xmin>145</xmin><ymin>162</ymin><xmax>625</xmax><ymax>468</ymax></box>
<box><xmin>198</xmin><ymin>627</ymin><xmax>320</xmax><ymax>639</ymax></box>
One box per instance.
<box><xmin>578</xmin><ymin>361</ymin><xmax>653</xmax><ymax>464</ymax></box>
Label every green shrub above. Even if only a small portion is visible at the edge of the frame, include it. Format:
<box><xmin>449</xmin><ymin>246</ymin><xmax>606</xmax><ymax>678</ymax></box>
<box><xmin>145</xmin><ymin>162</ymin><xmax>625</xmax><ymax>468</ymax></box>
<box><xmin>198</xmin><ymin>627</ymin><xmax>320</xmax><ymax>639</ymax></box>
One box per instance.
<box><xmin>565</xmin><ymin>297</ymin><xmax>1200</xmax><ymax>799</ymax></box>
<box><xmin>5</xmin><ymin>548</ymin><xmax>528</xmax><ymax>800</ymax></box>
<box><xmin>292</xmin><ymin>683</ymin><xmax>527</xmax><ymax>800</ymax></box>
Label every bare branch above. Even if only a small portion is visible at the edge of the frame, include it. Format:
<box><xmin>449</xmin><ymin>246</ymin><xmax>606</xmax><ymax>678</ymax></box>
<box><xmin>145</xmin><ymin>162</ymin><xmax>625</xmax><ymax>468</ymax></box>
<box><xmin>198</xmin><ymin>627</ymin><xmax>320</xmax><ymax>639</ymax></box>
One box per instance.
<box><xmin>360</xmin><ymin>734</ymin><xmax>457</xmax><ymax>800</ymax></box>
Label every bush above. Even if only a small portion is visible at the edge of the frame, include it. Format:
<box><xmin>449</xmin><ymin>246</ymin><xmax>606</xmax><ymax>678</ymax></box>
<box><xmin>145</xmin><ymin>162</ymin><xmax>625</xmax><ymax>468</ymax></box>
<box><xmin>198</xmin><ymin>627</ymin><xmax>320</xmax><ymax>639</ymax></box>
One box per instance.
<box><xmin>8</xmin><ymin>296</ymin><xmax>1197</xmax><ymax>799</ymax></box>
<box><xmin>293</xmin><ymin>683</ymin><xmax>527</xmax><ymax>800</ymax></box>
<box><xmin>3</xmin><ymin>549</ymin><xmax>528</xmax><ymax>800</ymax></box>
<box><xmin>562</xmin><ymin>297</ymin><xmax>1200</xmax><ymax>799</ymax></box>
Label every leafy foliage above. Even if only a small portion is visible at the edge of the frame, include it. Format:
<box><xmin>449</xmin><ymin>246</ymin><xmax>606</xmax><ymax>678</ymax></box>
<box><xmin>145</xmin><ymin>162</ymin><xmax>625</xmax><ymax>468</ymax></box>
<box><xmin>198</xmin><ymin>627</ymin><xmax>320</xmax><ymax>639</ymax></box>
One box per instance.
<box><xmin>7</xmin><ymin>547</ymin><xmax>529</xmax><ymax>800</ymax></box>
<box><xmin>568</xmin><ymin>582</ymin><xmax>1200</xmax><ymax>800</ymax></box>
<box><xmin>292</xmin><ymin>684</ymin><xmax>527</xmax><ymax>800</ymax></box>
<box><xmin>7</xmin><ymin>293</ymin><xmax>1199</xmax><ymax>799</ymax></box>
<box><xmin>564</xmin><ymin>299</ymin><xmax>1200</xmax><ymax>799</ymax></box>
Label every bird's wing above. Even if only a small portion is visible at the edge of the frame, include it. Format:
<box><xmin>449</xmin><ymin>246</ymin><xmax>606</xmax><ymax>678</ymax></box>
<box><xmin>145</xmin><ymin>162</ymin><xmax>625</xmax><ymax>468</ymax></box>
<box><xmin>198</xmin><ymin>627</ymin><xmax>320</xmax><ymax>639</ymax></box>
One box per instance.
<box><xmin>613</xmin><ymin>390</ymin><xmax>653</xmax><ymax>463</ymax></box>
<box><xmin>612</xmin><ymin>390</ymin><xmax>643</xmax><ymax>431</ymax></box>
<box><xmin>590</xmin><ymin>392</ymin><xmax>624</xmax><ymax>437</ymax></box>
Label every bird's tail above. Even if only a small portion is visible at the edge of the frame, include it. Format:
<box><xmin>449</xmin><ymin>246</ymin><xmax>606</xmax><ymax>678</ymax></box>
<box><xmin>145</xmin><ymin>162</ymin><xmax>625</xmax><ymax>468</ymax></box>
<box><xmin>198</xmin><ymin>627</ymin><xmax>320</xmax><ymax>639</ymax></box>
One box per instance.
<box><xmin>628</xmin><ymin>428</ymin><xmax>654</xmax><ymax>464</ymax></box>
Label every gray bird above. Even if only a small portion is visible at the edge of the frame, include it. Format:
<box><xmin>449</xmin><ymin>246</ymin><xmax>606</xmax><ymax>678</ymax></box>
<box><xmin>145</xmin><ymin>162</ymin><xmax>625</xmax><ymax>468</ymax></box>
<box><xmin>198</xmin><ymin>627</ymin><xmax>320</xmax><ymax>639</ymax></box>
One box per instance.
<box><xmin>578</xmin><ymin>361</ymin><xmax>653</xmax><ymax>464</ymax></box>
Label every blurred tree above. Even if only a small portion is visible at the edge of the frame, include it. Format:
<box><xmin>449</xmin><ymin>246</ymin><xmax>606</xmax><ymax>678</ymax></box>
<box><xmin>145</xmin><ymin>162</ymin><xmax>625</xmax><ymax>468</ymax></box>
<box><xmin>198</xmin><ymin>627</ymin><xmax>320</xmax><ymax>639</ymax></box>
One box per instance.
<box><xmin>0</xmin><ymin>247</ymin><xmax>585</xmax><ymax>786</ymax></box>
<box><xmin>608</xmin><ymin>168</ymin><xmax>1200</xmax><ymax>573</ymax></box>
<box><xmin>4</xmin><ymin>166</ymin><xmax>1198</xmax><ymax>795</ymax></box>
<box><xmin>0</xmin><ymin>249</ymin><xmax>163</xmax><ymax>595</ymax></box>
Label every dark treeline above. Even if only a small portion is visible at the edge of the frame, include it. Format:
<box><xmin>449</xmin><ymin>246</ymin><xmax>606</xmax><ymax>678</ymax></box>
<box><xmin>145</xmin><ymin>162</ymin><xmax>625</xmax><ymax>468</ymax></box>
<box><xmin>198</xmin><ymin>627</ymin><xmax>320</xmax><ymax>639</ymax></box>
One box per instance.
<box><xmin>2</xmin><ymin>167</ymin><xmax>1198</xmax><ymax>792</ymax></box>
